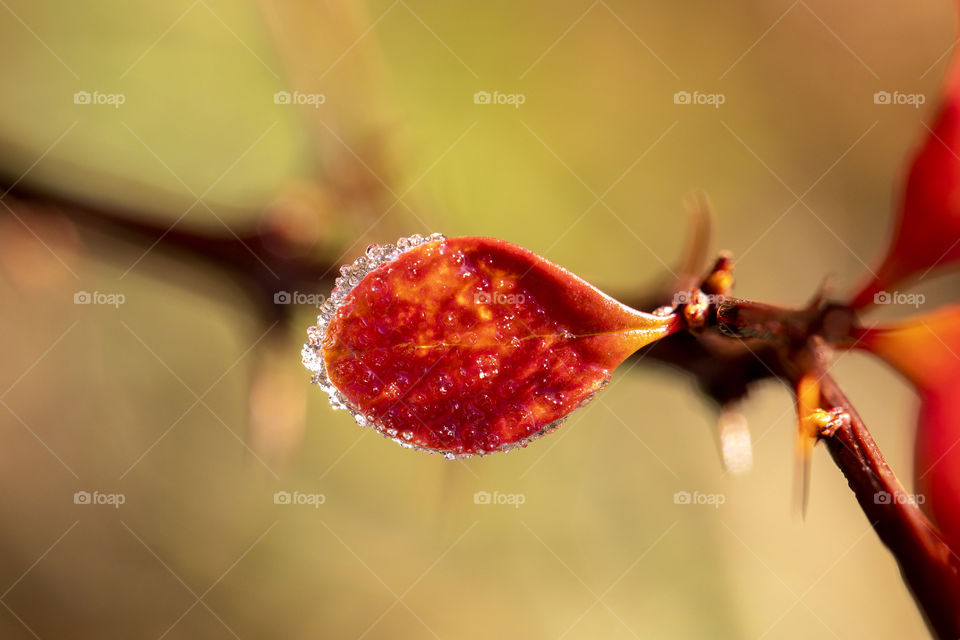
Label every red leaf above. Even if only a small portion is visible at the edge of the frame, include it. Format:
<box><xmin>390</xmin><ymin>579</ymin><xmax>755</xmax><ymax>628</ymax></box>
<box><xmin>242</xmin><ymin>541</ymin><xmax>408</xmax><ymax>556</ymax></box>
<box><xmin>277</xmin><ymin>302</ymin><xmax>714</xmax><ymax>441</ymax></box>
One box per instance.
<box><xmin>850</xmin><ymin>59</ymin><xmax>960</xmax><ymax>308</ymax></box>
<box><xmin>855</xmin><ymin>305</ymin><xmax>960</xmax><ymax>551</ymax></box>
<box><xmin>303</xmin><ymin>234</ymin><xmax>680</xmax><ymax>457</ymax></box>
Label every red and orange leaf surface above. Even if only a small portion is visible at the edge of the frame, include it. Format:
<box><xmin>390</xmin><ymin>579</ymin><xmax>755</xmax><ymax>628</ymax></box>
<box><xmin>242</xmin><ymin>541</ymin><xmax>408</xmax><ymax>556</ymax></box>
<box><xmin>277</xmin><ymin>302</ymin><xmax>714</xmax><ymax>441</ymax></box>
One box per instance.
<box><xmin>302</xmin><ymin>234</ymin><xmax>680</xmax><ymax>457</ymax></box>
<box><xmin>851</xmin><ymin>51</ymin><xmax>960</xmax><ymax>308</ymax></box>
<box><xmin>854</xmin><ymin>305</ymin><xmax>960</xmax><ymax>552</ymax></box>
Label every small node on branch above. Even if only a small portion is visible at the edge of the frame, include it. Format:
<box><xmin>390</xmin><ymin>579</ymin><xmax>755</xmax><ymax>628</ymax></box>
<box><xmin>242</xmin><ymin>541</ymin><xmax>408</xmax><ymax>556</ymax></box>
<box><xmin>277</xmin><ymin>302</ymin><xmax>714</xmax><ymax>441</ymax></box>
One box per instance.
<box><xmin>811</xmin><ymin>407</ymin><xmax>850</xmax><ymax>438</ymax></box>
<box><xmin>702</xmin><ymin>252</ymin><xmax>735</xmax><ymax>298</ymax></box>
<box><xmin>682</xmin><ymin>289</ymin><xmax>710</xmax><ymax>333</ymax></box>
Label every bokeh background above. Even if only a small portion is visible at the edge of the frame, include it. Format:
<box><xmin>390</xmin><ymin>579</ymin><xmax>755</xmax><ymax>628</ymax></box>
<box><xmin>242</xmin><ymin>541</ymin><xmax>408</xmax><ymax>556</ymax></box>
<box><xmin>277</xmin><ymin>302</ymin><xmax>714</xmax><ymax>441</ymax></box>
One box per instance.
<box><xmin>0</xmin><ymin>0</ymin><xmax>956</xmax><ymax>638</ymax></box>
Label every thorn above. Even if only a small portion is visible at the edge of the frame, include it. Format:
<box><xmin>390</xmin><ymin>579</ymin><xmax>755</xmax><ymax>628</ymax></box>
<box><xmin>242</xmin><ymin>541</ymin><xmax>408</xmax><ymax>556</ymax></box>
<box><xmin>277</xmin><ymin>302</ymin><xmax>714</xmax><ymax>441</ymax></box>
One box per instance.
<box><xmin>718</xmin><ymin>405</ymin><xmax>753</xmax><ymax>474</ymax></box>
<box><xmin>794</xmin><ymin>374</ymin><xmax>822</xmax><ymax>519</ymax></box>
<box><xmin>795</xmin><ymin>439</ymin><xmax>813</xmax><ymax>519</ymax></box>
<box><xmin>678</xmin><ymin>192</ymin><xmax>714</xmax><ymax>278</ymax></box>
<box><xmin>807</xmin><ymin>273</ymin><xmax>838</xmax><ymax>309</ymax></box>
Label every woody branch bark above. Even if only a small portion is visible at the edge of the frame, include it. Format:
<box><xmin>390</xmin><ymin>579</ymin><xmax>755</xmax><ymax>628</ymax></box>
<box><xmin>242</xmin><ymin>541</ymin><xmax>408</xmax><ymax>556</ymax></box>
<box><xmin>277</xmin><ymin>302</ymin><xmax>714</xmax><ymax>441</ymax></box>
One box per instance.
<box><xmin>817</xmin><ymin>375</ymin><xmax>960</xmax><ymax>640</ymax></box>
<box><xmin>641</xmin><ymin>290</ymin><xmax>960</xmax><ymax>639</ymax></box>
<box><xmin>1</xmin><ymin>180</ymin><xmax>339</xmax><ymax>322</ymax></box>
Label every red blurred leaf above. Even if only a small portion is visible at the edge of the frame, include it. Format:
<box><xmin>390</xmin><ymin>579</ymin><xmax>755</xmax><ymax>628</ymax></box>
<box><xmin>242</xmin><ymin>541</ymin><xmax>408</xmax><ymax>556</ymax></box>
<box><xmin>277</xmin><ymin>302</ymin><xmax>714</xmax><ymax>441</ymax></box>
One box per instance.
<box><xmin>851</xmin><ymin>56</ymin><xmax>960</xmax><ymax>308</ymax></box>
<box><xmin>855</xmin><ymin>305</ymin><xmax>960</xmax><ymax>551</ymax></box>
<box><xmin>303</xmin><ymin>234</ymin><xmax>680</xmax><ymax>457</ymax></box>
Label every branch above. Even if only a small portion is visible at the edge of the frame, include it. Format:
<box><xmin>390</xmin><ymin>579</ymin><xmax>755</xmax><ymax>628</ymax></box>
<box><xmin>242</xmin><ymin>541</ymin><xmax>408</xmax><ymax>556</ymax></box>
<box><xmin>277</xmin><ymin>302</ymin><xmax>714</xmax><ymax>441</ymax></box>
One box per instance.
<box><xmin>1</xmin><ymin>179</ymin><xmax>339</xmax><ymax>323</ymax></box>
<box><xmin>642</xmin><ymin>298</ymin><xmax>960</xmax><ymax>639</ymax></box>
<box><xmin>817</xmin><ymin>375</ymin><xmax>960</xmax><ymax>639</ymax></box>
